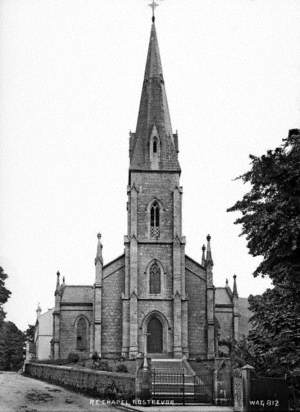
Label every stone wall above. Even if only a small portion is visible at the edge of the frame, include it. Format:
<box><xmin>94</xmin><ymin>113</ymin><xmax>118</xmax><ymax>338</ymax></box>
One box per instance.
<box><xmin>59</xmin><ymin>308</ymin><xmax>93</xmax><ymax>359</ymax></box>
<box><xmin>185</xmin><ymin>258</ymin><xmax>207</xmax><ymax>357</ymax></box>
<box><xmin>215</xmin><ymin>309</ymin><xmax>234</xmax><ymax>342</ymax></box>
<box><xmin>25</xmin><ymin>363</ymin><xmax>135</xmax><ymax>400</ymax></box>
<box><xmin>131</xmin><ymin>172</ymin><xmax>180</xmax><ymax>240</ymax></box>
<box><xmin>102</xmin><ymin>256</ymin><xmax>125</xmax><ymax>357</ymax></box>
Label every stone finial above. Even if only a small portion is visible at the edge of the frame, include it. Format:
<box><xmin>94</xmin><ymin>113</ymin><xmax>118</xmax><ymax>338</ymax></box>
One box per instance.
<box><xmin>95</xmin><ymin>233</ymin><xmax>103</xmax><ymax>265</ymax></box>
<box><xmin>36</xmin><ymin>302</ymin><xmax>42</xmax><ymax>318</ymax></box>
<box><xmin>201</xmin><ymin>244</ymin><xmax>206</xmax><ymax>266</ymax></box>
<box><xmin>56</xmin><ymin>271</ymin><xmax>60</xmax><ymax>290</ymax></box>
<box><xmin>206</xmin><ymin>234</ymin><xmax>213</xmax><ymax>267</ymax></box>
<box><xmin>233</xmin><ymin>274</ymin><xmax>238</xmax><ymax>298</ymax></box>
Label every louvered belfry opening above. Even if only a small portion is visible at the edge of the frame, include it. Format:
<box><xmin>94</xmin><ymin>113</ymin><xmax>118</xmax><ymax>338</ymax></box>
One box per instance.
<box><xmin>150</xmin><ymin>201</ymin><xmax>160</xmax><ymax>238</ymax></box>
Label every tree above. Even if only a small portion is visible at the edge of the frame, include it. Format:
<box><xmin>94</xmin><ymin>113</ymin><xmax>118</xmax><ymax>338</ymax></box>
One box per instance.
<box><xmin>228</xmin><ymin>129</ymin><xmax>300</xmax><ymax>376</ymax></box>
<box><xmin>247</xmin><ymin>288</ymin><xmax>298</xmax><ymax>376</ymax></box>
<box><xmin>24</xmin><ymin>324</ymin><xmax>35</xmax><ymax>342</ymax></box>
<box><xmin>0</xmin><ymin>267</ymin><xmax>11</xmax><ymax>324</ymax></box>
<box><xmin>0</xmin><ymin>321</ymin><xmax>25</xmax><ymax>371</ymax></box>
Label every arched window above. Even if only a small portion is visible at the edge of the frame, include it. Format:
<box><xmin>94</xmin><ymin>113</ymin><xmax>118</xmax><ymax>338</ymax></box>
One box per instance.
<box><xmin>76</xmin><ymin>318</ymin><xmax>88</xmax><ymax>351</ymax></box>
<box><xmin>153</xmin><ymin>138</ymin><xmax>158</xmax><ymax>154</ymax></box>
<box><xmin>149</xmin><ymin>262</ymin><xmax>161</xmax><ymax>294</ymax></box>
<box><xmin>150</xmin><ymin>201</ymin><xmax>160</xmax><ymax>238</ymax></box>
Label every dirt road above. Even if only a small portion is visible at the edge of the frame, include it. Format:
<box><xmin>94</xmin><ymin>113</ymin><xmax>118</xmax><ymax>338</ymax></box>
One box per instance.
<box><xmin>0</xmin><ymin>372</ymin><xmax>118</xmax><ymax>412</ymax></box>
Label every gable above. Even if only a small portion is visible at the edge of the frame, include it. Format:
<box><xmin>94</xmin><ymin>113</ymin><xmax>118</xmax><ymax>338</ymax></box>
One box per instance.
<box><xmin>103</xmin><ymin>254</ymin><xmax>125</xmax><ymax>279</ymax></box>
<box><xmin>215</xmin><ymin>288</ymin><xmax>232</xmax><ymax>305</ymax></box>
<box><xmin>185</xmin><ymin>254</ymin><xmax>206</xmax><ymax>281</ymax></box>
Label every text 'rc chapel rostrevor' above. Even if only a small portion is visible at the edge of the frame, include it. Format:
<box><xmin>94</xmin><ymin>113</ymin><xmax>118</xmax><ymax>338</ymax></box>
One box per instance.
<box><xmin>51</xmin><ymin>19</ymin><xmax>249</xmax><ymax>363</ymax></box>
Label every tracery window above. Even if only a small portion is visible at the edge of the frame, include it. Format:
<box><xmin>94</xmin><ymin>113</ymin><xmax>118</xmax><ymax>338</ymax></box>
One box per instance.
<box><xmin>76</xmin><ymin>317</ymin><xmax>88</xmax><ymax>351</ymax></box>
<box><xmin>150</xmin><ymin>201</ymin><xmax>160</xmax><ymax>238</ymax></box>
<box><xmin>149</xmin><ymin>262</ymin><xmax>161</xmax><ymax>294</ymax></box>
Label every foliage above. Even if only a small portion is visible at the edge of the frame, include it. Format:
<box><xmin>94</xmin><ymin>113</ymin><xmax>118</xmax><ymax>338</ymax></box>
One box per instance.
<box><xmin>0</xmin><ymin>267</ymin><xmax>11</xmax><ymax>324</ymax></box>
<box><xmin>93</xmin><ymin>360</ymin><xmax>112</xmax><ymax>372</ymax></box>
<box><xmin>0</xmin><ymin>321</ymin><xmax>25</xmax><ymax>371</ymax></box>
<box><xmin>24</xmin><ymin>324</ymin><xmax>35</xmax><ymax>342</ymax></box>
<box><xmin>228</xmin><ymin>129</ymin><xmax>300</xmax><ymax>376</ymax></box>
<box><xmin>67</xmin><ymin>352</ymin><xmax>79</xmax><ymax>363</ymax></box>
<box><xmin>116</xmin><ymin>363</ymin><xmax>128</xmax><ymax>373</ymax></box>
<box><xmin>247</xmin><ymin>288</ymin><xmax>298</xmax><ymax>376</ymax></box>
<box><xmin>228</xmin><ymin>130</ymin><xmax>300</xmax><ymax>289</ymax></box>
<box><xmin>33</xmin><ymin>358</ymin><xmax>73</xmax><ymax>365</ymax></box>
<box><xmin>92</xmin><ymin>351</ymin><xmax>99</xmax><ymax>362</ymax></box>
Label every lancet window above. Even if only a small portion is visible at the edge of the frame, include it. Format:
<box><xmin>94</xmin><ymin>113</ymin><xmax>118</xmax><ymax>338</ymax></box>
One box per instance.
<box><xmin>76</xmin><ymin>317</ymin><xmax>88</xmax><ymax>351</ymax></box>
<box><xmin>149</xmin><ymin>262</ymin><xmax>161</xmax><ymax>294</ymax></box>
<box><xmin>150</xmin><ymin>201</ymin><xmax>160</xmax><ymax>238</ymax></box>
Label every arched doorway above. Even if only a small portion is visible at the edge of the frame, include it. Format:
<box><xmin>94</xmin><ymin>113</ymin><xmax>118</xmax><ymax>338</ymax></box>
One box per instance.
<box><xmin>147</xmin><ymin>317</ymin><xmax>163</xmax><ymax>353</ymax></box>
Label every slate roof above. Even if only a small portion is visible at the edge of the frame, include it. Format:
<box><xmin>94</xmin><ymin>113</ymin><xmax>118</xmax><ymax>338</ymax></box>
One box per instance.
<box><xmin>61</xmin><ymin>285</ymin><xmax>93</xmax><ymax>303</ymax></box>
<box><xmin>215</xmin><ymin>287</ymin><xmax>232</xmax><ymax>305</ymax></box>
<box><xmin>130</xmin><ymin>23</ymin><xmax>181</xmax><ymax>172</ymax></box>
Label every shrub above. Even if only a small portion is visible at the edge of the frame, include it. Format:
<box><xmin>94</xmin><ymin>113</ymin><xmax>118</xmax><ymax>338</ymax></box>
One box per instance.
<box><xmin>116</xmin><ymin>363</ymin><xmax>128</xmax><ymax>373</ymax></box>
<box><xmin>67</xmin><ymin>352</ymin><xmax>79</xmax><ymax>363</ymax></box>
<box><xmin>97</xmin><ymin>360</ymin><xmax>112</xmax><ymax>372</ymax></box>
<box><xmin>92</xmin><ymin>351</ymin><xmax>99</xmax><ymax>362</ymax></box>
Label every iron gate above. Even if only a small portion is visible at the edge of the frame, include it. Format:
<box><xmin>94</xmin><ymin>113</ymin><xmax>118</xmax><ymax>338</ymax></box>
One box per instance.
<box><xmin>151</xmin><ymin>369</ymin><xmax>213</xmax><ymax>404</ymax></box>
<box><xmin>194</xmin><ymin>369</ymin><xmax>214</xmax><ymax>404</ymax></box>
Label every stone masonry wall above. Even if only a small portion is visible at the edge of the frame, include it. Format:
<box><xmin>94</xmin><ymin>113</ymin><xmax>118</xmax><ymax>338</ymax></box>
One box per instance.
<box><xmin>215</xmin><ymin>310</ymin><xmax>233</xmax><ymax>341</ymax></box>
<box><xmin>186</xmin><ymin>269</ymin><xmax>207</xmax><ymax>358</ymax></box>
<box><xmin>131</xmin><ymin>172</ymin><xmax>180</xmax><ymax>241</ymax></box>
<box><xmin>59</xmin><ymin>308</ymin><xmax>93</xmax><ymax>359</ymax></box>
<box><xmin>102</xmin><ymin>259</ymin><xmax>125</xmax><ymax>357</ymax></box>
<box><xmin>25</xmin><ymin>363</ymin><xmax>135</xmax><ymax>400</ymax></box>
<box><xmin>138</xmin><ymin>244</ymin><xmax>173</xmax><ymax>298</ymax></box>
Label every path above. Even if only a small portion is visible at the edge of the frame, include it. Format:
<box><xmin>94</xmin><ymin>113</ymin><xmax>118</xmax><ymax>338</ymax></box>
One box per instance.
<box><xmin>0</xmin><ymin>371</ymin><xmax>115</xmax><ymax>412</ymax></box>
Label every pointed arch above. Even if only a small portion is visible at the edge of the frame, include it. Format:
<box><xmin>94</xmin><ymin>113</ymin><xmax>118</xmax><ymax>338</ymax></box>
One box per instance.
<box><xmin>153</xmin><ymin>137</ymin><xmax>158</xmax><ymax>154</ymax></box>
<box><xmin>145</xmin><ymin>259</ymin><xmax>166</xmax><ymax>296</ymax></box>
<box><xmin>150</xmin><ymin>201</ymin><xmax>160</xmax><ymax>237</ymax></box>
<box><xmin>149</xmin><ymin>261</ymin><xmax>161</xmax><ymax>294</ymax></box>
<box><xmin>74</xmin><ymin>316</ymin><xmax>90</xmax><ymax>351</ymax></box>
<box><xmin>149</xmin><ymin>125</ymin><xmax>161</xmax><ymax>169</ymax></box>
<box><xmin>140</xmin><ymin>310</ymin><xmax>171</xmax><ymax>355</ymax></box>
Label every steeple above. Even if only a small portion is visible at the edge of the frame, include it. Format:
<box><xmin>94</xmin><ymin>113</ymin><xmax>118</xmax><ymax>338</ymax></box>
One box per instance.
<box><xmin>129</xmin><ymin>22</ymin><xmax>180</xmax><ymax>172</ymax></box>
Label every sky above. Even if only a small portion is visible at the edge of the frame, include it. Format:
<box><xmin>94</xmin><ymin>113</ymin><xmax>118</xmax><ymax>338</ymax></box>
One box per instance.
<box><xmin>0</xmin><ymin>0</ymin><xmax>300</xmax><ymax>331</ymax></box>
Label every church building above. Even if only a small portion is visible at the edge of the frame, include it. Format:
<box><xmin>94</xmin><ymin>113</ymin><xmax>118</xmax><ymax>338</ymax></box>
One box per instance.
<box><xmin>51</xmin><ymin>19</ymin><xmax>243</xmax><ymax>361</ymax></box>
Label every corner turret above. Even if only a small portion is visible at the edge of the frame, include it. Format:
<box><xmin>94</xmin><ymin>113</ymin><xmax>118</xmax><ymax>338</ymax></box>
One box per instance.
<box><xmin>232</xmin><ymin>275</ymin><xmax>240</xmax><ymax>340</ymax></box>
<box><xmin>94</xmin><ymin>233</ymin><xmax>103</xmax><ymax>356</ymax></box>
<box><xmin>205</xmin><ymin>234</ymin><xmax>215</xmax><ymax>359</ymax></box>
<box><xmin>201</xmin><ymin>244</ymin><xmax>206</xmax><ymax>267</ymax></box>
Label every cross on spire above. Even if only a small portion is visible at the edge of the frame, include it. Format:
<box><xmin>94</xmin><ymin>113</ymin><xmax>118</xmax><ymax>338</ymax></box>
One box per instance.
<box><xmin>148</xmin><ymin>0</ymin><xmax>161</xmax><ymax>22</ymax></box>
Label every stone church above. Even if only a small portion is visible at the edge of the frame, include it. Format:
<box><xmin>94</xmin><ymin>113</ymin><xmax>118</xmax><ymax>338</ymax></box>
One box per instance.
<box><xmin>51</xmin><ymin>21</ymin><xmax>245</xmax><ymax>361</ymax></box>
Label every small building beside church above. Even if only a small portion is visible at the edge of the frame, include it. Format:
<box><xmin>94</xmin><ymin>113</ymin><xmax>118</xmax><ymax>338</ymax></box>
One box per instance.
<box><xmin>34</xmin><ymin>305</ymin><xmax>53</xmax><ymax>360</ymax></box>
<box><xmin>51</xmin><ymin>20</ymin><xmax>248</xmax><ymax>363</ymax></box>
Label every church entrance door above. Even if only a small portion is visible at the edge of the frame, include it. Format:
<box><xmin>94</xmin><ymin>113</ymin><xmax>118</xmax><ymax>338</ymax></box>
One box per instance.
<box><xmin>147</xmin><ymin>317</ymin><xmax>163</xmax><ymax>353</ymax></box>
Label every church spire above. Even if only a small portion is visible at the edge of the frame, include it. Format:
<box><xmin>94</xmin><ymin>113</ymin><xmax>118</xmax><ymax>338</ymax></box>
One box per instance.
<box><xmin>129</xmin><ymin>21</ymin><xmax>180</xmax><ymax>172</ymax></box>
